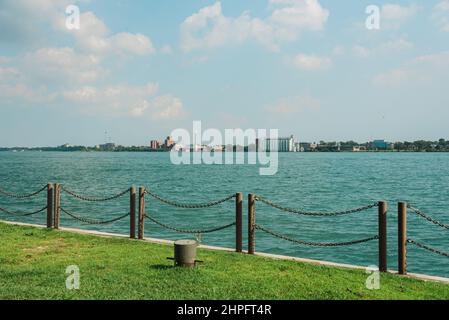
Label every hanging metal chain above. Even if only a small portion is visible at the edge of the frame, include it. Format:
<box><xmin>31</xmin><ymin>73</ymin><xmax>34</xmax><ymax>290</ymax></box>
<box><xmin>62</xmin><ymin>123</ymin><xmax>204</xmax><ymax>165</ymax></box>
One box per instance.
<box><xmin>144</xmin><ymin>189</ymin><xmax>235</xmax><ymax>209</ymax></box>
<box><xmin>407</xmin><ymin>239</ymin><xmax>449</xmax><ymax>258</ymax></box>
<box><xmin>407</xmin><ymin>205</ymin><xmax>449</xmax><ymax>230</ymax></box>
<box><xmin>60</xmin><ymin>186</ymin><xmax>129</xmax><ymax>202</ymax></box>
<box><xmin>255</xmin><ymin>224</ymin><xmax>378</xmax><ymax>247</ymax></box>
<box><xmin>0</xmin><ymin>185</ymin><xmax>47</xmax><ymax>199</ymax></box>
<box><xmin>144</xmin><ymin>214</ymin><xmax>235</xmax><ymax>234</ymax></box>
<box><xmin>255</xmin><ymin>196</ymin><xmax>378</xmax><ymax>217</ymax></box>
<box><xmin>0</xmin><ymin>206</ymin><xmax>47</xmax><ymax>217</ymax></box>
<box><xmin>60</xmin><ymin>207</ymin><xmax>129</xmax><ymax>225</ymax></box>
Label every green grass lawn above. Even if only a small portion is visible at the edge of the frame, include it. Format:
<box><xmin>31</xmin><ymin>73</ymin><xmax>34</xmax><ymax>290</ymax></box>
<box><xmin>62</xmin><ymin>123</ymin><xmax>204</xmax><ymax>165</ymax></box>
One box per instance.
<box><xmin>0</xmin><ymin>222</ymin><xmax>448</xmax><ymax>300</ymax></box>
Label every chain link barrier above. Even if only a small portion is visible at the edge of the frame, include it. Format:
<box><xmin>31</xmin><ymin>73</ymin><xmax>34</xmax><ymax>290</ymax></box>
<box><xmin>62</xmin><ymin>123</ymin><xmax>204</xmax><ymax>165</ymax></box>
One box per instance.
<box><xmin>0</xmin><ymin>206</ymin><xmax>47</xmax><ymax>217</ymax></box>
<box><xmin>144</xmin><ymin>189</ymin><xmax>235</xmax><ymax>209</ymax></box>
<box><xmin>407</xmin><ymin>239</ymin><xmax>449</xmax><ymax>258</ymax></box>
<box><xmin>60</xmin><ymin>207</ymin><xmax>129</xmax><ymax>225</ymax></box>
<box><xmin>255</xmin><ymin>196</ymin><xmax>378</xmax><ymax>217</ymax></box>
<box><xmin>144</xmin><ymin>214</ymin><xmax>235</xmax><ymax>234</ymax></box>
<box><xmin>407</xmin><ymin>205</ymin><xmax>449</xmax><ymax>230</ymax></box>
<box><xmin>255</xmin><ymin>224</ymin><xmax>378</xmax><ymax>247</ymax></box>
<box><xmin>60</xmin><ymin>186</ymin><xmax>129</xmax><ymax>202</ymax></box>
<box><xmin>0</xmin><ymin>185</ymin><xmax>47</xmax><ymax>199</ymax></box>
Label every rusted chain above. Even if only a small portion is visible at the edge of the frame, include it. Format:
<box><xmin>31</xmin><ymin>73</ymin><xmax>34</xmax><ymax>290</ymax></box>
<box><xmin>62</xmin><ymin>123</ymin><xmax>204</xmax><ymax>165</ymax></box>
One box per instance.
<box><xmin>0</xmin><ymin>185</ymin><xmax>47</xmax><ymax>199</ymax></box>
<box><xmin>144</xmin><ymin>189</ymin><xmax>235</xmax><ymax>209</ymax></box>
<box><xmin>407</xmin><ymin>205</ymin><xmax>449</xmax><ymax>230</ymax></box>
<box><xmin>255</xmin><ymin>224</ymin><xmax>379</xmax><ymax>247</ymax></box>
<box><xmin>407</xmin><ymin>239</ymin><xmax>449</xmax><ymax>258</ymax></box>
<box><xmin>144</xmin><ymin>214</ymin><xmax>235</xmax><ymax>234</ymax></box>
<box><xmin>60</xmin><ymin>186</ymin><xmax>129</xmax><ymax>202</ymax></box>
<box><xmin>0</xmin><ymin>206</ymin><xmax>47</xmax><ymax>217</ymax></box>
<box><xmin>255</xmin><ymin>196</ymin><xmax>378</xmax><ymax>217</ymax></box>
<box><xmin>60</xmin><ymin>207</ymin><xmax>129</xmax><ymax>225</ymax></box>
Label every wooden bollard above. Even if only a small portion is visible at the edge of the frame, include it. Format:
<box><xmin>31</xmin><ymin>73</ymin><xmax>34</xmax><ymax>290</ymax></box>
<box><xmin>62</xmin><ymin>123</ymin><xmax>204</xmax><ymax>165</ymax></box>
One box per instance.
<box><xmin>248</xmin><ymin>193</ymin><xmax>255</xmax><ymax>255</ymax></box>
<box><xmin>130</xmin><ymin>186</ymin><xmax>136</xmax><ymax>239</ymax></box>
<box><xmin>54</xmin><ymin>183</ymin><xmax>60</xmax><ymax>229</ymax></box>
<box><xmin>378</xmin><ymin>201</ymin><xmax>387</xmax><ymax>272</ymax></box>
<box><xmin>46</xmin><ymin>183</ymin><xmax>53</xmax><ymax>228</ymax></box>
<box><xmin>398</xmin><ymin>202</ymin><xmax>407</xmax><ymax>275</ymax></box>
<box><xmin>235</xmin><ymin>192</ymin><xmax>242</xmax><ymax>253</ymax></box>
<box><xmin>138</xmin><ymin>187</ymin><xmax>145</xmax><ymax>240</ymax></box>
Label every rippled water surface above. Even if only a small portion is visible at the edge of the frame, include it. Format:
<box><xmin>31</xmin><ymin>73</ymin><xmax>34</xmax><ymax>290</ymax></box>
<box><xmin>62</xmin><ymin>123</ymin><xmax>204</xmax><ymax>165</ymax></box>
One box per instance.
<box><xmin>1</xmin><ymin>151</ymin><xmax>448</xmax><ymax>277</ymax></box>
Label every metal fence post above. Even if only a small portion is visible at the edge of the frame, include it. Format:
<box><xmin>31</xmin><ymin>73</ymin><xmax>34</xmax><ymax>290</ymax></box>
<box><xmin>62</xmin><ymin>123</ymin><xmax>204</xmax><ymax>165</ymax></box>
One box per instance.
<box><xmin>398</xmin><ymin>201</ymin><xmax>407</xmax><ymax>275</ymax></box>
<box><xmin>130</xmin><ymin>186</ymin><xmax>136</xmax><ymax>239</ymax></box>
<box><xmin>235</xmin><ymin>192</ymin><xmax>242</xmax><ymax>253</ymax></box>
<box><xmin>248</xmin><ymin>193</ymin><xmax>255</xmax><ymax>254</ymax></box>
<box><xmin>378</xmin><ymin>200</ymin><xmax>387</xmax><ymax>272</ymax></box>
<box><xmin>138</xmin><ymin>187</ymin><xmax>145</xmax><ymax>240</ymax></box>
<box><xmin>46</xmin><ymin>183</ymin><xmax>53</xmax><ymax>228</ymax></box>
<box><xmin>54</xmin><ymin>183</ymin><xmax>60</xmax><ymax>229</ymax></box>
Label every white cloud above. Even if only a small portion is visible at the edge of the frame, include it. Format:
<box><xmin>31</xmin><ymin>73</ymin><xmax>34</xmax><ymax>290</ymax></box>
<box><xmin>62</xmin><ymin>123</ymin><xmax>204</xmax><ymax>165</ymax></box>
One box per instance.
<box><xmin>381</xmin><ymin>4</ymin><xmax>418</xmax><ymax>20</ymax></box>
<box><xmin>0</xmin><ymin>56</ymin><xmax>12</xmax><ymax>64</ymax></box>
<box><xmin>352</xmin><ymin>38</ymin><xmax>413</xmax><ymax>58</ymax></box>
<box><xmin>432</xmin><ymin>1</ymin><xmax>449</xmax><ymax>32</ymax></box>
<box><xmin>55</xmin><ymin>11</ymin><xmax>155</xmax><ymax>55</ymax></box>
<box><xmin>160</xmin><ymin>45</ymin><xmax>173</xmax><ymax>54</ymax></box>
<box><xmin>292</xmin><ymin>54</ymin><xmax>331</xmax><ymax>70</ymax></box>
<box><xmin>373</xmin><ymin>50</ymin><xmax>449</xmax><ymax>87</ymax></box>
<box><xmin>180</xmin><ymin>0</ymin><xmax>329</xmax><ymax>52</ymax></box>
<box><xmin>353</xmin><ymin>45</ymin><xmax>371</xmax><ymax>58</ymax></box>
<box><xmin>0</xmin><ymin>0</ymin><xmax>71</xmax><ymax>44</ymax></box>
<box><xmin>23</xmin><ymin>47</ymin><xmax>103</xmax><ymax>84</ymax></box>
<box><xmin>269</xmin><ymin>0</ymin><xmax>329</xmax><ymax>31</ymax></box>
<box><xmin>62</xmin><ymin>83</ymin><xmax>184</xmax><ymax>119</ymax></box>
<box><xmin>373</xmin><ymin>69</ymin><xmax>409</xmax><ymax>87</ymax></box>
<box><xmin>0</xmin><ymin>66</ymin><xmax>21</xmax><ymax>82</ymax></box>
<box><xmin>267</xmin><ymin>95</ymin><xmax>321</xmax><ymax>114</ymax></box>
<box><xmin>379</xmin><ymin>38</ymin><xmax>414</xmax><ymax>52</ymax></box>
<box><xmin>0</xmin><ymin>83</ymin><xmax>56</xmax><ymax>103</ymax></box>
<box><xmin>380</xmin><ymin>4</ymin><xmax>418</xmax><ymax>29</ymax></box>
<box><xmin>0</xmin><ymin>3</ymin><xmax>177</xmax><ymax>121</ymax></box>
<box><xmin>151</xmin><ymin>95</ymin><xmax>185</xmax><ymax>120</ymax></box>
<box><xmin>332</xmin><ymin>45</ymin><xmax>345</xmax><ymax>56</ymax></box>
<box><xmin>413</xmin><ymin>51</ymin><xmax>449</xmax><ymax>67</ymax></box>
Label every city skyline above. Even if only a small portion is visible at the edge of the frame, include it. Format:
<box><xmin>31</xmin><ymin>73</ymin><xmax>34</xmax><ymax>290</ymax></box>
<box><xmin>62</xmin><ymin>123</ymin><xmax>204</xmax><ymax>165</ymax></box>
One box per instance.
<box><xmin>1</xmin><ymin>0</ymin><xmax>449</xmax><ymax>147</ymax></box>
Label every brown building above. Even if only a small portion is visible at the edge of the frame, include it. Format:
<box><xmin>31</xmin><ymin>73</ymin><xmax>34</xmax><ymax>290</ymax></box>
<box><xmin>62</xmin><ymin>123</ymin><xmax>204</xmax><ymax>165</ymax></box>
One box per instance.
<box><xmin>164</xmin><ymin>136</ymin><xmax>175</xmax><ymax>148</ymax></box>
<box><xmin>150</xmin><ymin>140</ymin><xmax>160</xmax><ymax>149</ymax></box>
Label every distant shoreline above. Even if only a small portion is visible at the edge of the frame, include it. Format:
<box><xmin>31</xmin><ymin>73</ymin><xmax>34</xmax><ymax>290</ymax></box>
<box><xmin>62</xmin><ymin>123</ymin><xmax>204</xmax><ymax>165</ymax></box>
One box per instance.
<box><xmin>1</xmin><ymin>149</ymin><xmax>449</xmax><ymax>153</ymax></box>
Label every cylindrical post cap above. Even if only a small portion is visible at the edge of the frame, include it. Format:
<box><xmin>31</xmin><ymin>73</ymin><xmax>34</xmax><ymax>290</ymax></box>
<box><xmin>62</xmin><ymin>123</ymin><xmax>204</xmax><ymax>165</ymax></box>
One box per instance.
<box><xmin>174</xmin><ymin>239</ymin><xmax>198</xmax><ymax>267</ymax></box>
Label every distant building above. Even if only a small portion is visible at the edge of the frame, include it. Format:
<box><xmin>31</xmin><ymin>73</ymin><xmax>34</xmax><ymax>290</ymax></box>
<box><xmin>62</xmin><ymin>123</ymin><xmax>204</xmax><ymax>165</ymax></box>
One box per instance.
<box><xmin>150</xmin><ymin>140</ymin><xmax>160</xmax><ymax>149</ymax></box>
<box><xmin>371</xmin><ymin>140</ymin><xmax>393</xmax><ymax>151</ymax></box>
<box><xmin>164</xmin><ymin>136</ymin><xmax>175</xmax><ymax>149</ymax></box>
<box><xmin>300</xmin><ymin>142</ymin><xmax>312</xmax><ymax>152</ymax></box>
<box><xmin>294</xmin><ymin>142</ymin><xmax>301</xmax><ymax>152</ymax></box>
<box><xmin>353</xmin><ymin>146</ymin><xmax>367</xmax><ymax>152</ymax></box>
<box><xmin>262</xmin><ymin>135</ymin><xmax>294</xmax><ymax>152</ymax></box>
<box><xmin>99</xmin><ymin>143</ymin><xmax>116</xmax><ymax>151</ymax></box>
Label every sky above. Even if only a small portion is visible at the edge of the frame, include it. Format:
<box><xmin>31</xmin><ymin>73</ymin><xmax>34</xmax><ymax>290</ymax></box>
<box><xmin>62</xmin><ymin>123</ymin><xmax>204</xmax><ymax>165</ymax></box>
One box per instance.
<box><xmin>1</xmin><ymin>0</ymin><xmax>449</xmax><ymax>147</ymax></box>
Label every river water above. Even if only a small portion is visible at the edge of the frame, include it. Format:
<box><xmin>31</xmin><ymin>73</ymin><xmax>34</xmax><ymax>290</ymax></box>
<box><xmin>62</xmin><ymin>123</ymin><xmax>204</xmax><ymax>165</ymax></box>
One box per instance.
<box><xmin>1</xmin><ymin>151</ymin><xmax>448</xmax><ymax>277</ymax></box>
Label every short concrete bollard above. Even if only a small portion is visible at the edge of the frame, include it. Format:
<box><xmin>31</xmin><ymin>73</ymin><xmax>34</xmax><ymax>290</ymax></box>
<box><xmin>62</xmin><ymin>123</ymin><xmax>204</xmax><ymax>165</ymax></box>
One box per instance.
<box><xmin>173</xmin><ymin>239</ymin><xmax>198</xmax><ymax>268</ymax></box>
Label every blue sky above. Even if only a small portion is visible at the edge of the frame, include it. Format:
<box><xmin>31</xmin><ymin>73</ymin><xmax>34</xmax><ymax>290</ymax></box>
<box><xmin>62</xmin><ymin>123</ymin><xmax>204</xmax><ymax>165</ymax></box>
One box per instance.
<box><xmin>1</xmin><ymin>0</ymin><xmax>449</xmax><ymax>147</ymax></box>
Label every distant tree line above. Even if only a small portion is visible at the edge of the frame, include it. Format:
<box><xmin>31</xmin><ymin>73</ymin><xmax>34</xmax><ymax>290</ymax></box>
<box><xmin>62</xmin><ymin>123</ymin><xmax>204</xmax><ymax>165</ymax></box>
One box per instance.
<box><xmin>1</xmin><ymin>139</ymin><xmax>449</xmax><ymax>152</ymax></box>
